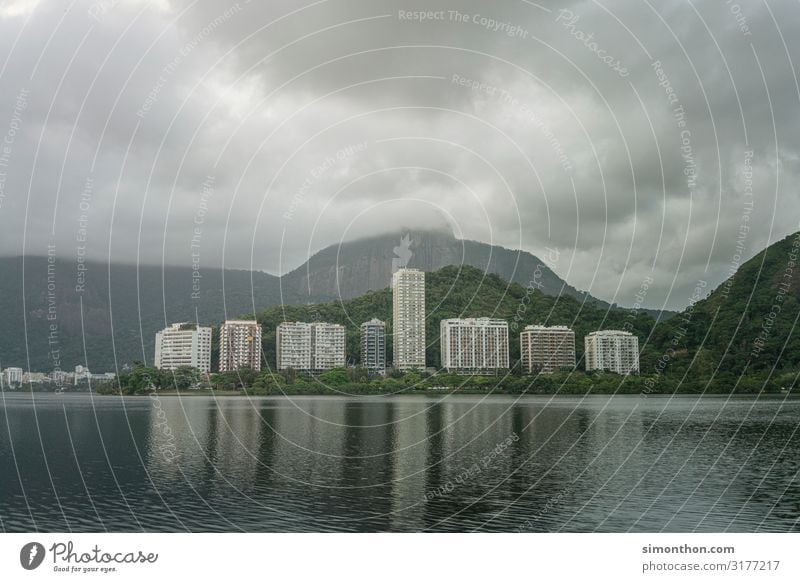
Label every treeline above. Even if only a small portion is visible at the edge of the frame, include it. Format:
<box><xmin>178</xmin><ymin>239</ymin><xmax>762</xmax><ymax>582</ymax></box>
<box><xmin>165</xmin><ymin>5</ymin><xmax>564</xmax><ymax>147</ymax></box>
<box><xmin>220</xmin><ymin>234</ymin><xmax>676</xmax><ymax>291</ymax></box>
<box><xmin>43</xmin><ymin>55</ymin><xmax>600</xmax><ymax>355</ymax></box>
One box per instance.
<box><xmin>105</xmin><ymin>363</ymin><xmax>795</xmax><ymax>396</ymax></box>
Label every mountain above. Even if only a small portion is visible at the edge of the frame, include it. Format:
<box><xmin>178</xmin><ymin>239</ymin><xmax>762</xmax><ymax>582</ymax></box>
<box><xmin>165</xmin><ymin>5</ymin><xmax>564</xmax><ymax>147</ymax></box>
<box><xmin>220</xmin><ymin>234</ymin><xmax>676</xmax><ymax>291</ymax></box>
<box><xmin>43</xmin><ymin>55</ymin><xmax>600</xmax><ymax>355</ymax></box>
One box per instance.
<box><xmin>0</xmin><ymin>257</ymin><xmax>293</xmax><ymax>373</ymax></box>
<box><xmin>647</xmin><ymin>231</ymin><xmax>800</xmax><ymax>387</ymax></box>
<box><xmin>0</xmin><ymin>229</ymin><xmax>672</xmax><ymax>372</ymax></box>
<box><xmin>256</xmin><ymin>264</ymin><xmax>660</xmax><ymax>370</ymax></box>
<box><xmin>282</xmin><ymin>228</ymin><xmax>610</xmax><ymax>306</ymax></box>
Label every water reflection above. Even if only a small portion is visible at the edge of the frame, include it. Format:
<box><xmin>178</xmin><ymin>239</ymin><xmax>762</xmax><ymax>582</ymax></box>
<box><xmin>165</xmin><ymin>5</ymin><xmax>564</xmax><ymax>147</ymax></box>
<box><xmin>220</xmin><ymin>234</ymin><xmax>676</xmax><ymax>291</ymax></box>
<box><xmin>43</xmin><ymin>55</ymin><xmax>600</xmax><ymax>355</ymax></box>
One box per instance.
<box><xmin>0</xmin><ymin>393</ymin><xmax>798</xmax><ymax>532</ymax></box>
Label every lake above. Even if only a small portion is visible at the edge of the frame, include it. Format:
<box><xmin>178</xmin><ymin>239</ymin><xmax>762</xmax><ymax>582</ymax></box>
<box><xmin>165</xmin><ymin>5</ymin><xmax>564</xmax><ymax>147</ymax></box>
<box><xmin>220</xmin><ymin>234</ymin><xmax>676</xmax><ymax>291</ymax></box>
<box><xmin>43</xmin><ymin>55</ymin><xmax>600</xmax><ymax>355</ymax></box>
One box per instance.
<box><xmin>1</xmin><ymin>392</ymin><xmax>798</xmax><ymax>532</ymax></box>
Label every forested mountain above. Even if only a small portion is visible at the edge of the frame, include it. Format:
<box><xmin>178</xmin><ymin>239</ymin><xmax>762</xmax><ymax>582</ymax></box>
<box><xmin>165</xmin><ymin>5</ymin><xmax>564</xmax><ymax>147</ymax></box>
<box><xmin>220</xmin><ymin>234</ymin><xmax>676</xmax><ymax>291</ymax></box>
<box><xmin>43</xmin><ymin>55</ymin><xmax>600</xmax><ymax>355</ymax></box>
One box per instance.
<box><xmin>1</xmin><ymin>229</ymin><xmax>663</xmax><ymax>371</ymax></box>
<box><xmin>647</xmin><ymin>231</ymin><xmax>800</xmax><ymax>390</ymax></box>
<box><xmin>256</xmin><ymin>264</ymin><xmax>659</xmax><ymax>370</ymax></box>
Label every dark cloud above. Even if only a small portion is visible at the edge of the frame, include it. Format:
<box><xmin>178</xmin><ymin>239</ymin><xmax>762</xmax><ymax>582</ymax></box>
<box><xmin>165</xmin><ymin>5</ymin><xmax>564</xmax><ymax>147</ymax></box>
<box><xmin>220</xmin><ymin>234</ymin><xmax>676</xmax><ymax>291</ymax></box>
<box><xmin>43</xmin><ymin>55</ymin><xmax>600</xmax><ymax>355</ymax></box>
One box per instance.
<box><xmin>0</xmin><ymin>0</ymin><xmax>797</xmax><ymax>310</ymax></box>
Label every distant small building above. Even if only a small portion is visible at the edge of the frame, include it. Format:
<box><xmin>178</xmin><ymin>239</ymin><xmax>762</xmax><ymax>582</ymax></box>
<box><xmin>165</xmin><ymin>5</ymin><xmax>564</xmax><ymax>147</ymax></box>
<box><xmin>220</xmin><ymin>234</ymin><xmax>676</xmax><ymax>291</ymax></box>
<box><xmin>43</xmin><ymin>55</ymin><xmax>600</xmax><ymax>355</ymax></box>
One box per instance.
<box><xmin>219</xmin><ymin>320</ymin><xmax>262</xmax><ymax>372</ymax></box>
<box><xmin>360</xmin><ymin>319</ymin><xmax>386</xmax><ymax>375</ymax></box>
<box><xmin>440</xmin><ymin>318</ymin><xmax>509</xmax><ymax>375</ymax></box>
<box><xmin>74</xmin><ymin>365</ymin><xmax>91</xmax><ymax>385</ymax></box>
<box><xmin>585</xmin><ymin>330</ymin><xmax>640</xmax><ymax>375</ymax></box>
<box><xmin>154</xmin><ymin>323</ymin><xmax>212</xmax><ymax>372</ymax></box>
<box><xmin>2</xmin><ymin>367</ymin><xmax>23</xmax><ymax>387</ymax></box>
<box><xmin>520</xmin><ymin>325</ymin><xmax>576</xmax><ymax>373</ymax></box>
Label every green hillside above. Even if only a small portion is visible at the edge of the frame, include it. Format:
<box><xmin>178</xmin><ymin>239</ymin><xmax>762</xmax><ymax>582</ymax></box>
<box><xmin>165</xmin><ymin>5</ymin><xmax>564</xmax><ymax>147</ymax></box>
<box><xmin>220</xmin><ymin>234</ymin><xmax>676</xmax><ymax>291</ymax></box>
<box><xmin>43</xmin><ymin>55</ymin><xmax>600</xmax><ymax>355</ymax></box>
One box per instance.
<box><xmin>648</xmin><ymin>231</ymin><xmax>800</xmax><ymax>391</ymax></box>
<box><xmin>254</xmin><ymin>264</ymin><xmax>659</xmax><ymax>369</ymax></box>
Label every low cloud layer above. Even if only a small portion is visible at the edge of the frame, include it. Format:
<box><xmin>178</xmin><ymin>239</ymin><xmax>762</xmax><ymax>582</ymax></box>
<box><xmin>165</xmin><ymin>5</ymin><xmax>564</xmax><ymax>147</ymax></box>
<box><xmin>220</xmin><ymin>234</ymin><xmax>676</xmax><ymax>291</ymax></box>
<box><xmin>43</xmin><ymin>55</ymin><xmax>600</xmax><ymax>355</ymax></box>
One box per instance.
<box><xmin>0</xmin><ymin>0</ymin><xmax>798</xmax><ymax>309</ymax></box>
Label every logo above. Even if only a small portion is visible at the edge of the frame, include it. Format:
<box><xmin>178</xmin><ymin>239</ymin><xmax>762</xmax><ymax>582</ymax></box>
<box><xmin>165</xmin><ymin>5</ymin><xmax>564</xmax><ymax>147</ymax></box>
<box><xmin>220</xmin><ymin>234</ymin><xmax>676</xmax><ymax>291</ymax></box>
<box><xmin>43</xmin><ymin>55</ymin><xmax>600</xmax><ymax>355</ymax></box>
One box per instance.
<box><xmin>20</xmin><ymin>542</ymin><xmax>45</xmax><ymax>570</ymax></box>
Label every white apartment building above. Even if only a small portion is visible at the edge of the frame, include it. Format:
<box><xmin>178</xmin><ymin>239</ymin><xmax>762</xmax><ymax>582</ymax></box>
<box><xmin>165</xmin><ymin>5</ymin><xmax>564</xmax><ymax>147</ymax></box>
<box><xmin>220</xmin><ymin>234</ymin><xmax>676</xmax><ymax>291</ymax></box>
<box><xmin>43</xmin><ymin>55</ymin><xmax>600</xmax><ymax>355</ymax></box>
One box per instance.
<box><xmin>440</xmin><ymin>318</ymin><xmax>509</xmax><ymax>375</ymax></box>
<box><xmin>220</xmin><ymin>320</ymin><xmax>262</xmax><ymax>372</ymax></box>
<box><xmin>276</xmin><ymin>322</ymin><xmax>312</xmax><ymax>371</ymax></box>
<box><xmin>312</xmin><ymin>323</ymin><xmax>346</xmax><ymax>371</ymax></box>
<box><xmin>520</xmin><ymin>325</ymin><xmax>576</xmax><ymax>373</ymax></box>
<box><xmin>2</xmin><ymin>367</ymin><xmax>23</xmax><ymax>387</ymax></box>
<box><xmin>360</xmin><ymin>319</ymin><xmax>386</xmax><ymax>375</ymax></box>
<box><xmin>584</xmin><ymin>330</ymin><xmax>640</xmax><ymax>375</ymax></box>
<box><xmin>276</xmin><ymin>322</ymin><xmax>345</xmax><ymax>372</ymax></box>
<box><xmin>154</xmin><ymin>323</ymin><xmax>213</xmax><ymax>373</ymax></box>
<box><xmin>393</xmin><ymin>268</ymin><xmax>426</xmax><ymax>371</ymax></box>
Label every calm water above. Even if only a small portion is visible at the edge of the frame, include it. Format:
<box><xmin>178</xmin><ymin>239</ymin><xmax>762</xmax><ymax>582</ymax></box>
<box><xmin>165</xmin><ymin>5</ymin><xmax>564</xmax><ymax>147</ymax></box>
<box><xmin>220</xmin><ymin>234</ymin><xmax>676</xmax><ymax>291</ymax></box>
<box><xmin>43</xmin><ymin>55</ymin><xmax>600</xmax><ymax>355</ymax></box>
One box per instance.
<box><xmin>1</xmin><ymin>392</ymin><xmax>798</xmax><ymax>532</ymax></box>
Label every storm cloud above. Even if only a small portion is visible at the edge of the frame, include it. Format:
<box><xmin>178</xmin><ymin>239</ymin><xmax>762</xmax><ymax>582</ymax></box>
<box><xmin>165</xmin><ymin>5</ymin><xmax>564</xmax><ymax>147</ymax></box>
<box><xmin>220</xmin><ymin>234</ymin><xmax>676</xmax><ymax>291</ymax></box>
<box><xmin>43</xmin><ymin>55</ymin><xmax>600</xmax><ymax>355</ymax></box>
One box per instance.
<box><xmin>0</xmin><ymin>0</ymin><xmax>798</xmax><ymax>309</ymax></box>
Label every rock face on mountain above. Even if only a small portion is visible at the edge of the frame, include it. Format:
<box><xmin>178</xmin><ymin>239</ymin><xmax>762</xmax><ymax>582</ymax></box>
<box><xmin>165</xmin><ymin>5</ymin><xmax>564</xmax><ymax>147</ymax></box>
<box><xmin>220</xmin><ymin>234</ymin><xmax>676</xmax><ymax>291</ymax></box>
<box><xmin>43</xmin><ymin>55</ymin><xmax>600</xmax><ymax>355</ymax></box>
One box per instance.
<box><xmin>0</xmin><ymin>229</ymin><xmax>673</xmax><ymax>372</ymax></box>
<box><xmin>281</xmin><ymin>229</ymin><xmax>602</xmax><ymax>306</ymax></box>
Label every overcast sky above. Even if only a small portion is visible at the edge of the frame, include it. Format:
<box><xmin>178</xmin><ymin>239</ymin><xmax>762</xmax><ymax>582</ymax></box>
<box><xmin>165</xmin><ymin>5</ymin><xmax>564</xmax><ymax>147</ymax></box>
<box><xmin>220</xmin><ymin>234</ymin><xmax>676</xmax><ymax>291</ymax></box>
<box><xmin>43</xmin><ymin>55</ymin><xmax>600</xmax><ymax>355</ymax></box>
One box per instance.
<box><xmin>0</xmin><ymin>0</ymin><xmax>797</xmax><ymax>310</ymax></box>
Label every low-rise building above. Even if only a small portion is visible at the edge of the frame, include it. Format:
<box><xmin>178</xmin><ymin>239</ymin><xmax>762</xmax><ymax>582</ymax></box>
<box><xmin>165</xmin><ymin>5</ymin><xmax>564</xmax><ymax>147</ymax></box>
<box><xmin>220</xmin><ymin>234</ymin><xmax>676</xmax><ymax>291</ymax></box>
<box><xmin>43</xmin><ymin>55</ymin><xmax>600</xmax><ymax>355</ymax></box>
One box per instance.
<box><xmin>154</xmin><ymin>323</ymin><xmax>213</xmax><ymax>372</ymax></box>
<box><xmin>520</xmin><ymin>325</ymin><xmax>576</xmax><ymax>373</ymax></box>
<box><xmin>277</xmin><ymin>322</ymin><xmax>345</xmax><ymax>372</ymax></box>
<box><xmin>312</xmin><ymin>323</ymin><xmax>346</xmax><ymax>371</ymax></box>
<box><xmin>2</xmin><ymin>367</ymin><xmax>23</xmax><ymax>386</ymax></box>
<box><xmin>440</xmin><ymin>318</ymin><xmax>509</xmax><ymax>375</ymax></box>
<box><xmin>584</xmin><ymin>330</ymin><xmax>640</xmax><ymax>375</ymax></box>
<box><xmin>220</xmin><ymin>320</ymin><xmax>262</xmax><ymax>372</ymax></box>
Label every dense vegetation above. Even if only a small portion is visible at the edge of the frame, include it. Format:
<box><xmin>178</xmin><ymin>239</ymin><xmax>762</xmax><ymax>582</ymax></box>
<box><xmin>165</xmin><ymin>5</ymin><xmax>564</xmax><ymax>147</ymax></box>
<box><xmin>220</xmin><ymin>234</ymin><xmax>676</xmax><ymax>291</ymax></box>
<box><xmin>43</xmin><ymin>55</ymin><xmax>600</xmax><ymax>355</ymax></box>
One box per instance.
<box><xmin>107</xmin><ymin>232</ymin><xmax>800</xmax><ymax>396</ymax></box>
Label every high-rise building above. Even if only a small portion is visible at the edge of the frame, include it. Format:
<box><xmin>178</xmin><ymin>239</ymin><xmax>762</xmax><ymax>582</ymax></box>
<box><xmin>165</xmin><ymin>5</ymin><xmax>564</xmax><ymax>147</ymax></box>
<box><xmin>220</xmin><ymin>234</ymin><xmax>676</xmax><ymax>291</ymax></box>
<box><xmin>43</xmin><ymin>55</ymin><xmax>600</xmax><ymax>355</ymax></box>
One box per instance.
<box><xmin>392</xmin><ymin>268</ymin><xmax>426</xmax><ymax>371</ymax></box>
<box><xmin>520</xmin><ymin>325</ymin><xmax>576</xmax><ymax>373</ymax></box>
<box><xmin>311</xmin><ymin>323</ymin><xmax>346</xmax><ymax>371</ymax></box>
<box><xmin>277</xmin><ymin>322</ymin><xmax>345</xmax><ymax>372</ymax></box>
<box><xmin>440</xmin><ymin>318</ymin><xmax>509</xmax><ymax>375</ymax></box>
<box><xmin>360</xmin><ymin>319</ymin><xmax>386</xmax><ymax>375</ymax></box>
<box><xmin>584</xmin><ymin>330</ymin><xmax>640</xmax><ymax>375</ymax></box>
<box><xmin>220</xmin><ymin>320</ymin><xmax>262</xmax><ymax>372</ymax></box>
<box><xmin>276</xmin><ymin>322</ymin><xmax>312</xmax><ymax>371</ymax></box>
<box><xmin>154</xmin><ymin>323</ymin><xmax>212</xmax><ymax>372</ymax></box>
